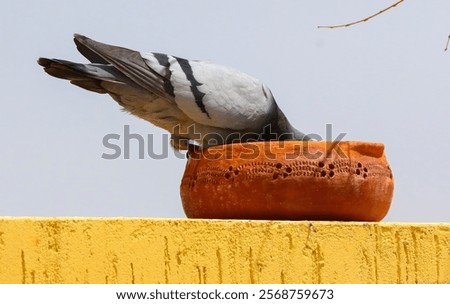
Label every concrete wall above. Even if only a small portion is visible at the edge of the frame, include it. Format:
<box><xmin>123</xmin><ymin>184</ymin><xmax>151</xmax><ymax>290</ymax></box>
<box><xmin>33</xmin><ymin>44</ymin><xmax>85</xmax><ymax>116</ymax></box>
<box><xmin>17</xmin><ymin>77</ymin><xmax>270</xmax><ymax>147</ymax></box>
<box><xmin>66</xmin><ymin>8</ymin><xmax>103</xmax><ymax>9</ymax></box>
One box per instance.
<box><xmin>0</xmin><ymin>218</ymin><xmax>449</xmax><ymax>283</ymax></box>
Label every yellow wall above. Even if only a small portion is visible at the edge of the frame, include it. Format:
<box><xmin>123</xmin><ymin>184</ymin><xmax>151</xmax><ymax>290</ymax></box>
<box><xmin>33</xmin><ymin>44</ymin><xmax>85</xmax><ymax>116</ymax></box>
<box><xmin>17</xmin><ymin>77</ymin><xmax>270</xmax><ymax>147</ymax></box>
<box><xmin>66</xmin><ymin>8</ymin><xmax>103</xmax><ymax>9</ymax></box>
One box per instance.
<box><xmin>0</xmin><ymin>218</ymin><xmax>449</xmax><ymax>283</ymax></box>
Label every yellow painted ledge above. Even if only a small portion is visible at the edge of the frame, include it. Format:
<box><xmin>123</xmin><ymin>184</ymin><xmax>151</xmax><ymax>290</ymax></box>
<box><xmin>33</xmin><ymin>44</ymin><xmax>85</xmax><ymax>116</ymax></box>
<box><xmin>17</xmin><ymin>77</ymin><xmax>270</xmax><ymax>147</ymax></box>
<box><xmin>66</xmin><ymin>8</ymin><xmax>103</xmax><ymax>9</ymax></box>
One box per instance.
<box><xmin>0</xmin><ymin>218</ymin><xmax>449</xmax><ymax>284</ymax></box>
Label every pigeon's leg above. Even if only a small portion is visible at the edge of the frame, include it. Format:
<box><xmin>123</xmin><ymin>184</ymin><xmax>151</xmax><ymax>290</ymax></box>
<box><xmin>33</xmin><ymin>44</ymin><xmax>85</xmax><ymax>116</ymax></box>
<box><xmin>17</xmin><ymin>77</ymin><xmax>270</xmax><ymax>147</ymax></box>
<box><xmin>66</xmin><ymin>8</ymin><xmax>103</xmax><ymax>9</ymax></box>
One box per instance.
<box><xmin>170</xmin><ymin>134</ymin><xmax>202</xmax><ymax>159</ymax></box>
<box><xmin>186</xmin><ymin>142</ymin><xmax>202</xmax><ymax>159</ymax></box>
<box><xmin>170</xmin><ymin>134</ymin><xmax>192</xmax><ymax>151</ymax></box>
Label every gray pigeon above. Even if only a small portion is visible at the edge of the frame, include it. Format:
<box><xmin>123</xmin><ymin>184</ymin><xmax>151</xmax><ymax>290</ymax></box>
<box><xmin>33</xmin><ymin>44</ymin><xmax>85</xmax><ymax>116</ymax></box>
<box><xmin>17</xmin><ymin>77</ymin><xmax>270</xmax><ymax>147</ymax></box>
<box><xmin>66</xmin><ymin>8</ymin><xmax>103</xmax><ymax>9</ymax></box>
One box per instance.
<box><xmin>38</xmin><ymin>34</ymin><xmax>310</xmax><ymax>150</ymax></box>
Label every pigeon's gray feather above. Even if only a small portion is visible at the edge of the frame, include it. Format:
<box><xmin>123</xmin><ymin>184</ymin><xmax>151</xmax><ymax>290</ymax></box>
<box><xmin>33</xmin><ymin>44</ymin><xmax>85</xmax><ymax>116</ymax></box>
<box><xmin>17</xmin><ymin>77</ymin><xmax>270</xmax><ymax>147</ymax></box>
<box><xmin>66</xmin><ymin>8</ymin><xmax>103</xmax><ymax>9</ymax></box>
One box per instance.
<box><xmin>38</xmin><ymin>34</ymin><xmax>309</xmax><ymax>149</ymax></box>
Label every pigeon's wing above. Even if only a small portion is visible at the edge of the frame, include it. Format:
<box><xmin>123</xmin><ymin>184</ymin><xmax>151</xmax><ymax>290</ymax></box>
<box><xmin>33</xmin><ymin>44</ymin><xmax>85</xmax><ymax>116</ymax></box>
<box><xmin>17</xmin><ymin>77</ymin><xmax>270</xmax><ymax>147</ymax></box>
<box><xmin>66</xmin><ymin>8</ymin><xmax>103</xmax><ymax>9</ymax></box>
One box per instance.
<box><xmin>154</xmin><ymin>55</ymin><xmax>277</xmax><ymax>131</ymax></box>
<box><xmin>75</xmin><ymin>35</ymin><xmax>276</xmax><ymax>132</ymax></box>
<box><xmin>74</xmin><ymin>34</ymin><xmax>174</xmax><ymax>101</ymax></box>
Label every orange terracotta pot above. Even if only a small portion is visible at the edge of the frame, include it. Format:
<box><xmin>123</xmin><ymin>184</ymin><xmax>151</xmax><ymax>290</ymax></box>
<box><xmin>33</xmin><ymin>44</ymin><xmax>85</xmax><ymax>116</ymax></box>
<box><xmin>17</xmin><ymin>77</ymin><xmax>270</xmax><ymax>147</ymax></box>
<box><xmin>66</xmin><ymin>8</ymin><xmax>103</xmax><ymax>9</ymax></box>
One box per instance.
<box><xmin>180</xmin><ymin>141</ymin><xmax>394</xmax><ymax>221</ymax></box>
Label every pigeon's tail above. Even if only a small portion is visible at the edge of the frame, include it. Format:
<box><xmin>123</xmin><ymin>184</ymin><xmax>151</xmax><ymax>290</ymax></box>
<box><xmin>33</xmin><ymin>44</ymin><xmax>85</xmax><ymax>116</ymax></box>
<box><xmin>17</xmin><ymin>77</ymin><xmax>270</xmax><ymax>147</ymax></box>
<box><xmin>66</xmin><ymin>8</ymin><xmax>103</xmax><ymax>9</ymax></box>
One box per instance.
<box><xmin>37</xmin><ymin>57</ymin><xmax>127</xmax><ymax>94</ymax></box>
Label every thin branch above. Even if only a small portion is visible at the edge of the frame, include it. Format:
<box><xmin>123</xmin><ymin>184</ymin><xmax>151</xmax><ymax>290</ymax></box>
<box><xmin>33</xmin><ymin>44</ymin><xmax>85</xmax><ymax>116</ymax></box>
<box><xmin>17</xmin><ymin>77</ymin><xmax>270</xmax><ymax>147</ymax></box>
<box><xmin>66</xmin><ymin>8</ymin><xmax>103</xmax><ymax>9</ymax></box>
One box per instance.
<box><xmin>445</xmin><ymin>35</ymin><xmax>450</xmax><ymax>52</ymax></box>
<box><xmin>318</xmin><ymin>0</ymin><xmax>404</xmax><ymax>29</ymax></box>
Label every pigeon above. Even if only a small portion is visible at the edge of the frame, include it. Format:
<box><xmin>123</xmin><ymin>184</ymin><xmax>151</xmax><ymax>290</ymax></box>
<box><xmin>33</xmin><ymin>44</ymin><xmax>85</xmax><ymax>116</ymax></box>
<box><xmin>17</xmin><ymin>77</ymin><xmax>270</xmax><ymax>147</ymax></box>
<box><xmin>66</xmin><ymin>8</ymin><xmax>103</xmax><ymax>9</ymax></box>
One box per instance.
<box><xmin>38</xmin><ymin>34</ymin><xmax>310</xmax><ymax>150</ymax></box>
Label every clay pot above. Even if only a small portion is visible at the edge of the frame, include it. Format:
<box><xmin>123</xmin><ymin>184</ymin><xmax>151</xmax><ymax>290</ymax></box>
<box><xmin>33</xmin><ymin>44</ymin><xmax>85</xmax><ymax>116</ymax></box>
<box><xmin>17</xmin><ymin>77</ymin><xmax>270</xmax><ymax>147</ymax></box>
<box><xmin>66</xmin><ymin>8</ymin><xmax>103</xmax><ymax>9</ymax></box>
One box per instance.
<box><xmin>180</xmin><ymin>141</ymin><xmax>394</xmax><ymax>221</ymax></box>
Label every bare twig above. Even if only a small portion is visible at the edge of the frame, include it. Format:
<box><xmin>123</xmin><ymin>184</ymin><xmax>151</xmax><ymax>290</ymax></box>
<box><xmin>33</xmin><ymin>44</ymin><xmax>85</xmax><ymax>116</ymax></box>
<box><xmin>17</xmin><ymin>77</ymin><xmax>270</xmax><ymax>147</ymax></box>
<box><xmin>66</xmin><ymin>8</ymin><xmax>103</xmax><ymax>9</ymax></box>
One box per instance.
<box><xmin>445</xmin><ymin>35</ymin><xmax>450</xmax><ymax>52</ymax></box>
<box><xmin>318</xmin><ymin>0</ymin><xmax>404</xmax><ymax>29</ymax></box>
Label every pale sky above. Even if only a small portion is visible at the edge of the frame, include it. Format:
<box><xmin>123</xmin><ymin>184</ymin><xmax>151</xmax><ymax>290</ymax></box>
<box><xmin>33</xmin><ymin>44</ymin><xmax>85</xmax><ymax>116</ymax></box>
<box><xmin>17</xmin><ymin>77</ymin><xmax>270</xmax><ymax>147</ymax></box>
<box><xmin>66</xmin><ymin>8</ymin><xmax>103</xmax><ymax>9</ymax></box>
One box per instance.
<box><xmin>1</xmin><ymin>0</ymin><xmax>449</xmax><ymax>222</ymax></box>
